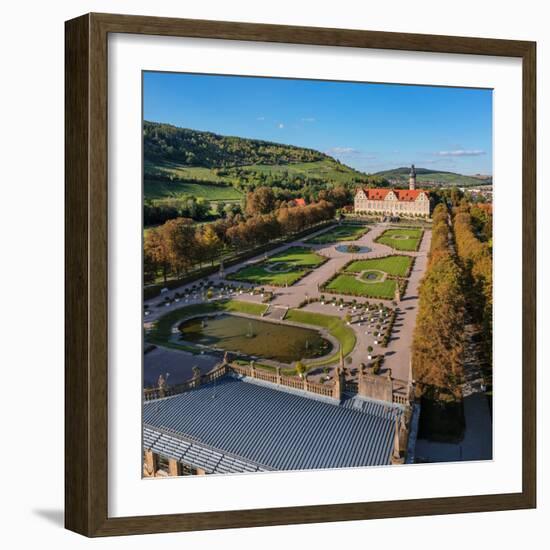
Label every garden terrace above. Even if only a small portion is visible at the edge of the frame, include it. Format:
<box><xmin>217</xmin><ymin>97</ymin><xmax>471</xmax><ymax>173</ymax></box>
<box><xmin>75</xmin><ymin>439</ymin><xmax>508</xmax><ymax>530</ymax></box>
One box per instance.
<box><xmin>375</xmin><ymin>228</ymin><xmax>423</xmax><ymax>251</ymax></box>
<box><xmin>226</xmin><ymin>246</ymin><xmax>327</xmax><ymax>286</ymax></box>
<box><xmin>344</xmin><ymin>255</ymin><xmax>414</xmax><ymax>278</ymax></box>
<box><xmin>305</xmin><ymin>224</ymin><xmax>369</xmax><ymax>244</ymax></box>
<box><xmin>322</xmin><ymin>273</ymin><xmax>399</xmax><ymax>300</ymax></box>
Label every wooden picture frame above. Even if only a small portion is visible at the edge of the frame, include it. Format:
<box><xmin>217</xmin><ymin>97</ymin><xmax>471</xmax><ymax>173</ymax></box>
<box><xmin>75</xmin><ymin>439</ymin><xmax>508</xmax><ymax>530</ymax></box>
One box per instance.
<box><xmin>65</xmin><ymin>12</ymin><xmax>536</xmax><ymax>537</ymax></box>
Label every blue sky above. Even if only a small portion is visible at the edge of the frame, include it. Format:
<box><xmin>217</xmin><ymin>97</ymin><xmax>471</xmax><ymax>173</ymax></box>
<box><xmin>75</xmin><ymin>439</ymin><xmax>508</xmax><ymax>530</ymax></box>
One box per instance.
<box><xmin>143</xmin><ymin>71</ymin><xmax>493</xmax><ymax>175</ymax></box>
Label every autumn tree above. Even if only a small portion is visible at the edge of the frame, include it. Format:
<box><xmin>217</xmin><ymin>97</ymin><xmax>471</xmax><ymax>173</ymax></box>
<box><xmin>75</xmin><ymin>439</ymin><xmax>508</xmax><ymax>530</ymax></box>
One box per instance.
<box><xmin>197</xmin><ymin>224</ymin><xmax>223</xmax><ymax>266</ymax></box>
<box><xmin>159</xmin><ymin>217</ymin><xmax>196</xmax><ymax>276</ymax></box>
<box><xmin>144</xmin><ymin>227</ymin><xmax>170</xmax><ymax>284</ymax></box>
<box><xmin>412</xmin><ymin>251</ymin><xmax>465</xmax><ymax>393</ymax></box>
<box><xmin>245</xmin><ymin>186</ymin><xmax>276</xmax><ymax>215</ymax></box>
<box><xmin>412</xmin><ymin>203</ymin><xmax>466</xmax><ymax>395</ymax></box>
<box><xmin>452</xmin><ymin>205</ymin><xmax>493</xmax><ymax>366</ymax></box>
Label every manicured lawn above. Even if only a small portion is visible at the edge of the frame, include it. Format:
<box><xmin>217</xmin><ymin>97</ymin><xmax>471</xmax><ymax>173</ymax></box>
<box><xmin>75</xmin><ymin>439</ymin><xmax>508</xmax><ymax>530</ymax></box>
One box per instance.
<box><xmin>306</xmin><ymin>224</ymin><xmax>369</xmax><ymax>244</ymax></box>
<box><xmin>267</xmin><ymin>247</ymin><xmax>326</xmax><ymax>267</ymax></box>
<box><xmin>228</xmin><ymin>264</ymin><xmax>305</xmax><ymax>286</ymax></box>
<box><xmin>375</xmin><ymin>228</ymin><xmax>423</xmax><ymax>251</ymax></box>
<box><xmin>325</xmin><ymin>274</ymin><xmax>397</xmax><ymax>299</ymax></box>
<box><xmin>285</xmin><ymin>309</ymin><xmax>356</xmax><ymax>367</ymax></box>
<box><xmin>227</xmin><ymin>247</ymin><xmax>326</xmax><ymax>286</ymax></box>
<box><xmin>344</xmin><ymin>255</ymin><xmax>413</xmax><ymax>277</ymax></box>
<box><xmin>147</xmin><ymin>299</ymin><xmax>268</xmax><ymax>345</ymax></box>
<box><xmin>224</xmin><ymin>300</ymin><xmax>269</xmax><ymax>316</ymax></box>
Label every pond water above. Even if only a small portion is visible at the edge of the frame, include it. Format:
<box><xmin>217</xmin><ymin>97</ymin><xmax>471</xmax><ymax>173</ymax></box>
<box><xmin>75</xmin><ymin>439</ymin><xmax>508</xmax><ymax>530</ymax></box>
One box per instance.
<box><xmin>335</xmin><ymin>244</ymin><xmax>372</xmax><ymax>254</ymax></box>
<box><xmin>178</xmin><ymin>314</ymin><xmax>332</xmax><ymax>364</ymax></box>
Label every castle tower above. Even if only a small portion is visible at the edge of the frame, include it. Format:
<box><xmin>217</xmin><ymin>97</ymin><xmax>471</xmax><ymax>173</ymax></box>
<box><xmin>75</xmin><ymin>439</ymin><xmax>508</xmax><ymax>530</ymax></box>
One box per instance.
<box><xmin>409</xmin><ymin>164</ymin><xmax>416</xmax><ymax>190</ymax></box>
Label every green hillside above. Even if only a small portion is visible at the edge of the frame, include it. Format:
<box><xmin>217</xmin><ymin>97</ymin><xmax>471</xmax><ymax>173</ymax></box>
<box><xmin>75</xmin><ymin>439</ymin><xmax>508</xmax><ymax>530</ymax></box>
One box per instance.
<box><xmin>143</xmin><ymin>121</ymin><xmax>368</xmax><ymax>202</ymax></box>
<box><xmin>144</xmin><ymin>120</ymin><xmax>328</xmax><ymax>166</ymax></box>
<box><xmin>374</xmin><ymin>166</ymin><xmax>491</xmax><ymax>187</ymax></box>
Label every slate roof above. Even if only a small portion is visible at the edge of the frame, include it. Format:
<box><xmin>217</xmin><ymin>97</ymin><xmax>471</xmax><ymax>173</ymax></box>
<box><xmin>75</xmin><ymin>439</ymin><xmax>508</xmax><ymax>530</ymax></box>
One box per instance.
<box><xmin>143</xmin><ymin>376</ymin><xmax>400</xmax><ymax>473</ymax></box>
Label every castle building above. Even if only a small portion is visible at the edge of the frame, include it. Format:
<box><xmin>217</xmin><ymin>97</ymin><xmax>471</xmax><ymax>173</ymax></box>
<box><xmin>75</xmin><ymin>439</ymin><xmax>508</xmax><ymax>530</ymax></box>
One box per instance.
<box><xmin>354</xmin><ymin>165</ymin><xmax>431</xmax><ymax>218</ymax></box>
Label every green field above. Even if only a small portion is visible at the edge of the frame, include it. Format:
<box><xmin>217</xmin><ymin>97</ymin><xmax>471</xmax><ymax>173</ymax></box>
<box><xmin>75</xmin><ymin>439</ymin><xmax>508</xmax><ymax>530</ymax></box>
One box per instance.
<box><xmin>146</xmin><ymin>300</ymin><xmax>267</xmax><ymax>347</ymax></box>
<box><xmin>144</xmin><ymin>178</ymin><xmax>243</xmax><ymax>201</ymax></box>
<box><xmin>227</xmin><ymin>247</ymin><xmax>326</xmax><ymax>286</ymax></box>
<box><xmin>375</xmin><ymin>228</ymin><xmax>423</xmax><ymax>251</ymax></box>
<box><xmin>324</xmin><ymin>274</ymin><xmax>397</xmax><ymax>299</ymax></box>
<box><xmin>306</xmin><ymin>224</ymin><xmax>369</xmax><ymax>244</ymax></box>
<box><xmin>344</xmin><ymin>255</ymin><xmax>413</xmax><ymax>277</ymax></box>
<box><xmin>284</xmin><ymin>309</ymin><xmax>356</xmax><ymax>368</ymax></box>
<box><xmin>235</xmin><ymin>159</ymin><xmax>363</xmax><ymax>185</ymax></box>
<box><xmin>145</xmin><ymin>157</ymin><xmax>365</xmax><ymax>201</ymax></box>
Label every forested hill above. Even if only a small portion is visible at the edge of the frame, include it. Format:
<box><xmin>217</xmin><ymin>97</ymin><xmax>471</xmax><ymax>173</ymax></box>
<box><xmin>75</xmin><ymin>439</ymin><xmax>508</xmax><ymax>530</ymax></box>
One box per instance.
<box><xmin>374</xmin><ymin>166</ymin><xmax>491</xmax><ymax>187</ymax></box>
<box><xmin>144</xmin><ymin>121</ymin><xmax>329</xmax><ymax>167</ymax></box>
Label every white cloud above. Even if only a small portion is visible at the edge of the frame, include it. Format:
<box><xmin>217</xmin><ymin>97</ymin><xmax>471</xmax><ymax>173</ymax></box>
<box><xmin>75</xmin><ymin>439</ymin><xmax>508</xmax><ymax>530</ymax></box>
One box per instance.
<box><xmin>301</xmin><ymin>117</ymin><xmax>316</xmax><ymax>123</ymax></box>
<box><xmin>327</xmin><ymin>146</ymin><xmax>359</xmax><ymax>155</ymax></box>
<box><xmin>277</xmin><ymin>123</ymin><xmax>284</xmax><ymax>129</ymax></box>
<box><xmin>436</xmin><ymin>149</ymin><xmax>486</xmax><ymax>157</ymax></box>
<box><xmin>326</xmin><ymin>147</ymin><xmax>378</xmax><ymax>162</ymax></box>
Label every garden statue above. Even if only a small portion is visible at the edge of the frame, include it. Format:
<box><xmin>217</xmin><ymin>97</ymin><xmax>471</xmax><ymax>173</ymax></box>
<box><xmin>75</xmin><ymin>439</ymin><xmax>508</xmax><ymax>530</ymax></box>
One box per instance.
<box><xmin>157</xmin><ymin>374</ymin><xmax>167</xmax><ymax>397</ymax></box>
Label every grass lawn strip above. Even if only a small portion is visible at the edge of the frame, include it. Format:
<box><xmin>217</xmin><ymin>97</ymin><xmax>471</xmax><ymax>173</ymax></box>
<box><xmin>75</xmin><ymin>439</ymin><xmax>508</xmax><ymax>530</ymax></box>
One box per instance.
<box><xmin>344</xmin><ymin>255</ymin><xmax>413</xmax><ymax>277</ymax></box>
<box><xmin>306</xmin><ymin>224</ymin><xmax>369</xmax><ymax>244</ymax></box>
<box><xmin>227</xmin><ymin>246</ymin><xmax>326</xmax><ymax>286</ymax></box>
<box><xmin>284</xmin><ymin>309</ymin><xmax>356</xmax><ymax>368</ymax></box>
<box><xmin>325</xmin><ymin>274</ymin><xmax>397</xmax><ymax>300</ymax></box>
<box><xmin>266</xmin><ymin>247</ymin><xmax>326</xmax><ymax>267</ymax></box>
<box><xmin>375</xmin><ymin>228</ymin><xmax>423</xmax><ymax>251</ymax></box>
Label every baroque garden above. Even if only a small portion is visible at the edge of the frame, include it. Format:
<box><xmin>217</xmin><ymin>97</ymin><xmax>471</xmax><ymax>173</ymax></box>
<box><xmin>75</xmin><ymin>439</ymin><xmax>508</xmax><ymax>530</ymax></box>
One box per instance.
<box><xmin>143</xmin><ymin>209</ymin><xmax>436</xmax><ymax>475</ymax></box>
<box><xmin>142</xmin><ymin>124</ymin><xmax>493</xmax><ymax>476</ymax></box>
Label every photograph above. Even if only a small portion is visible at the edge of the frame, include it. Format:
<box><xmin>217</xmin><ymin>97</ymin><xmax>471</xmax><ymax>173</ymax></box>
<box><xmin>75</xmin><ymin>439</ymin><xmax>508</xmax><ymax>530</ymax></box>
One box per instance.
<box><xmin>141</xmin><ymin>72</ymin><xmax>493</xmax><ymax>477</ymax></box>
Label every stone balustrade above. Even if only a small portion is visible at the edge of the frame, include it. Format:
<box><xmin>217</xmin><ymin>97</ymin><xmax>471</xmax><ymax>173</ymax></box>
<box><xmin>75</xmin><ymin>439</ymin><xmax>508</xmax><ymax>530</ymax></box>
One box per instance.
<box><xmin>144</xmin><ymin>359</ymin><xmax>412</xmax><ymax>407</ymax></box>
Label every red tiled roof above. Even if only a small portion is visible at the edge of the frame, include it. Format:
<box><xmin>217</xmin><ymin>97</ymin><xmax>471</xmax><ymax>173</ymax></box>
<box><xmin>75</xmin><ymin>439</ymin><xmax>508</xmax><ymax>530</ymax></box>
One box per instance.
<box><xmin>293</xmin><ymin>198</ymin><xmax>306</xmax><ymax>207</ymax></box>
<box><xmin>393</xmin><ymin>189</ymin><xmax>429</xmax><ymax>201</ymax></box>
<box><xmin>363</xmin><ymin>189</ymin><xmax>391</xmax><ymax>200</ymax></box>
<box><xmin>356</xmin><ymin>188</ymin><xmax>429</xmax><ymax>202</ymax></box>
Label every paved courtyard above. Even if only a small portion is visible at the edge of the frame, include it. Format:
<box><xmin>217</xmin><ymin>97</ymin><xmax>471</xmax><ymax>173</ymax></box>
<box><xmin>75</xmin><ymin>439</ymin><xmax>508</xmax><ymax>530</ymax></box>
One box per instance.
<box><xmin>144</xmin><ymin>222</ymin><xmax>431</xmax><ymax>385</ymax></box>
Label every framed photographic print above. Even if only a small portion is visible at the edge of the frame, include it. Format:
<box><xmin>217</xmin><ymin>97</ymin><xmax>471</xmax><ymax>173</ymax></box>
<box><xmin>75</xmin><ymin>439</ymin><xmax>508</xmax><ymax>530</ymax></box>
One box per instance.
<box><xmin>65</xmin><ymin>13</ymin><xmax>536</xmax><ymax>537</ymax></box>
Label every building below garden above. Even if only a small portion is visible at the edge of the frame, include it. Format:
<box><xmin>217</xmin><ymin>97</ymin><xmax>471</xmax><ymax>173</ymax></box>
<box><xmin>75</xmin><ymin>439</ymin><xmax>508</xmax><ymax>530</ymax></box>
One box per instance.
<box><xmin>143</xmin><ymin>364</ymin><xmax>409</xmax><ymax>477</ymax></box>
